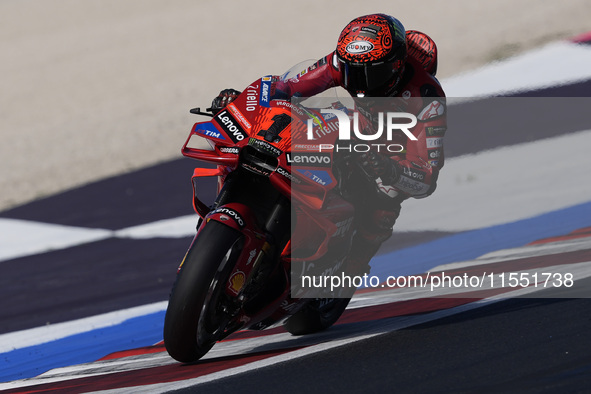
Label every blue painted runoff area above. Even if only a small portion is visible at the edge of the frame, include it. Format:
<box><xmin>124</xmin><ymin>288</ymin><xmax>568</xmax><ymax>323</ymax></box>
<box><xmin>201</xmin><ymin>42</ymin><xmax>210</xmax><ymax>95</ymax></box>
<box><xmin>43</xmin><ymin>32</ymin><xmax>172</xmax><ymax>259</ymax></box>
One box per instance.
<box><xmin>370</xmin><ymin>200</ymin><xmax>591</xmax><ymax>279</ymax></box>
<box><xmin>0</xmin><ymin>310</ymin><xmax>165</xmax><ymax>383</ymax></box>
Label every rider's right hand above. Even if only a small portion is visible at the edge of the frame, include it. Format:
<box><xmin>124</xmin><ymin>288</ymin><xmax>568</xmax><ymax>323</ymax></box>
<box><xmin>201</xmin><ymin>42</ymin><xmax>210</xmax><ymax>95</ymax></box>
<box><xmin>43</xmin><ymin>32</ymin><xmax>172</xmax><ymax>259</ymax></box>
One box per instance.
<box><xmin>211</xmin><ymin>89</ymin><xmax>241</xmax><ymax>113</ymax></box>
<box><xmin>357</xmin><ymin>151</ymin><xmax>400</xmax><ymax>185</ymax></box>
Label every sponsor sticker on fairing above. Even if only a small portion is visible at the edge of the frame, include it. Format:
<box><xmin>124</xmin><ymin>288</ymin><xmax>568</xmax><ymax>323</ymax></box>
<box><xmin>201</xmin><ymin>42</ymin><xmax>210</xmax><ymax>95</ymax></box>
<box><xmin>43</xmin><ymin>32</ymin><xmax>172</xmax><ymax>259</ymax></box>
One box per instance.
<box><xmin>296</xmin><ymin>169</ymin><xmax>333</xmax><ymax>186</ymax></box>
<box><xmin>215</xmin><ymin>110</ymin><xmax>247</xmax><ymax>143</ymax></box>
<box><xmin>211</xmin><ymin>207</ymin><xmax>245</xmax><ymax>228</ymax></box>
<box><xmin>276</xmin><ymin>166</ymin><xmax>301</xmax><ymax>184</ymax></box>
<box><xmin>219</xmin><ymin>146</ymin><xmax>240</xmax><ymax>154</ymax></box>
<box><xmin>248</xmin><ymin>138</ymin><xmax>282</xmax><ymax>157</ymax></box>
<box><xmin>242</xmin><ymin>162</ymin><xmax>272</xmax><ymax>176</ymax></box>
<box><xmin>260</xmin><ymin>78</ymin><xmax>272</xmax><ymax>107</ymax></box>
<box><xmin>275</xmin><ymin>100</ymin><xmax>304</xmax><ymax>116</ymax></box>
<box><xmin>228</xmin><ymin>103</ymin><xmax>252</xmax><ymax>130</ymax></box>
<box><xmin>195</xmin><ymin>122</ymin><xmax>226</xmax><ymax>140</ymax></box>
<box><xmin>286</xmin><ymin>152</ymin><xmax>332</xmax><ymax>167</ymax></box>
<box><xmin>245</xmin><ymin>83</ymin><xmax>259</xmax><ymax>112</ymax></box>
<box><xmin>293</xmin><ymin>144</ymin><xmax>322</xmax><ymax>151</ymax></box>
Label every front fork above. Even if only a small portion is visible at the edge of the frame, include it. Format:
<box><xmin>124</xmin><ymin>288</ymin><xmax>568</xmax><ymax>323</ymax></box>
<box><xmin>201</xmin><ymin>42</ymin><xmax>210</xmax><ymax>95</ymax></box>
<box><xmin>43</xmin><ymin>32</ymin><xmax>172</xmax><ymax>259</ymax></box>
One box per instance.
<box><xmin>194</xmin><ymin>167</ymin><xmax>292</xmax><ymax>314</ymax></box>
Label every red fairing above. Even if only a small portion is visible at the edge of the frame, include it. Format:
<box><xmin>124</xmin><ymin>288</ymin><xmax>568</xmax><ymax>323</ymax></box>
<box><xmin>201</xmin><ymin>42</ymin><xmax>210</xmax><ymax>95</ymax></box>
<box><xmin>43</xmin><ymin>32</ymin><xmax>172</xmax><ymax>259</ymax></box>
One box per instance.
<box><xmin>275</xmin><ymin>46</ymin><xmax>447</xmax><ymax>200</ymax></box>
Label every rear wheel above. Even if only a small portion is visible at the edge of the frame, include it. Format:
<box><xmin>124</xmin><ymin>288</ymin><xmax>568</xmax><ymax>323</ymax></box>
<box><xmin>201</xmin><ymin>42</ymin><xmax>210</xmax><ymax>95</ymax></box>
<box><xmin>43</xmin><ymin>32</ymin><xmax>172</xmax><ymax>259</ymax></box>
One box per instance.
<box><xmin>163</xmin><ymin>221</ymin><xmax>242</xmax><ymax>363</ymax></box>
<box><xmin>284</xmin><ymin>297</ymin><xmax>351</xmax><ymax>336</ymax></box>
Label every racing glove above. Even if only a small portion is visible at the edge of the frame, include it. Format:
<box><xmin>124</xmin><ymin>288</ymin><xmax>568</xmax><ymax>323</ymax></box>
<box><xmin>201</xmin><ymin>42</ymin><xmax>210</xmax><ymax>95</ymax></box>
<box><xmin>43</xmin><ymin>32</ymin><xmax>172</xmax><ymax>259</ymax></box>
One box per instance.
<box><xmin>357</xmin><ymin>151</ymin><xmax>400</xmax><ymax>185</ymax></box>
<box><xmin>211</xmin><ymin>89</ymin><xmax>241</xmax><ymax>112</ymax></box>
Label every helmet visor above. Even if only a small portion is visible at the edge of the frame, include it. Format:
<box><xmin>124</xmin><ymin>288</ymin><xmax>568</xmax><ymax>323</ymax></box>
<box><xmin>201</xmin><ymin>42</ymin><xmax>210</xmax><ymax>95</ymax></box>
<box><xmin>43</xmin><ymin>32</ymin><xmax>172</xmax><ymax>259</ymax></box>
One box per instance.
<box><xmin>340</xmin><ymin>59</ymin><xmax>399</xmax><ymax>95</ymax></box>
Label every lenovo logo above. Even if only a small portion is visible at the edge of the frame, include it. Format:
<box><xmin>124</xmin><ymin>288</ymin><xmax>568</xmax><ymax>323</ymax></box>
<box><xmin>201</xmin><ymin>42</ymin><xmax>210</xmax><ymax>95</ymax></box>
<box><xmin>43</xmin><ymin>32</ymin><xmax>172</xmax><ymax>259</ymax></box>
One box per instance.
<box><xmin>286</xmin><ymin>152</ymin><xmax>332</xmax><ymax>167</ymax></box>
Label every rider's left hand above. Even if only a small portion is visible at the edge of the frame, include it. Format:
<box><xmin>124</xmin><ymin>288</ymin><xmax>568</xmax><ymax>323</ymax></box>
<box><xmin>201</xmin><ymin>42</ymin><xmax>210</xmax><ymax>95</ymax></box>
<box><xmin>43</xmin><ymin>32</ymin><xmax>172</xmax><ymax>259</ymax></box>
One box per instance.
<box><xmin>211</xmin><ymin>89</ymin><xmax>241</xmax><ymax>113</ymax></box>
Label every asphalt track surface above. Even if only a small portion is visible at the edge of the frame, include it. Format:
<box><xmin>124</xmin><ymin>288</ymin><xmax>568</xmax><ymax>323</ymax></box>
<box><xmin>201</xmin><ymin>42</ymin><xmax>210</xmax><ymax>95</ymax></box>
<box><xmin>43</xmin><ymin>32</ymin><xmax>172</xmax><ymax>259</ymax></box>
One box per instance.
<box><xmin>183</xmin><ymin>294</ymin><xmax>591</xmax><ymax>394</ymax></box>
<box><xmin>1</xmin><ymin>40</ymin><xmax>591</xmax><ymax>392</ymax></box>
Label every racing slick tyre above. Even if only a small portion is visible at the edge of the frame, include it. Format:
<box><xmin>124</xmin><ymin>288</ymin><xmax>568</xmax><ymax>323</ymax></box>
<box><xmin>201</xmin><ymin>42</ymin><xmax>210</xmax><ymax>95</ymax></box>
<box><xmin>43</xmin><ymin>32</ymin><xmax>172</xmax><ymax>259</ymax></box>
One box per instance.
<box><xmin>163</xmin><ymin>221</ymin><xmax>243</xmax><ymax>363</ymax></box>
<box><xmin>284</xmin><ymin>297</ymin><xmax>351</xmax><ymax>336</ymax></box>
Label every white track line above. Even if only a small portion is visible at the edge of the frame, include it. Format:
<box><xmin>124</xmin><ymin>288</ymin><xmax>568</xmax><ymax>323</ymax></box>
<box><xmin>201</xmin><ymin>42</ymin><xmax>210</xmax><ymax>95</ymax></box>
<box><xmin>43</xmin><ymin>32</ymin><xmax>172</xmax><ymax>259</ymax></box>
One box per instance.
<box><xmin>442</xmin><ymin>41</ymin><xmax>591</xmax><ymax>97</ymax></box>
<box><xmin>394</xmin><ymin>129</ymin><xmax>591</xmax><ymax>232</ymax></box>
<box><xmin>0</xmin><ymin>301</ymin><xmax>167</xmax><ymax>353</ymax></box>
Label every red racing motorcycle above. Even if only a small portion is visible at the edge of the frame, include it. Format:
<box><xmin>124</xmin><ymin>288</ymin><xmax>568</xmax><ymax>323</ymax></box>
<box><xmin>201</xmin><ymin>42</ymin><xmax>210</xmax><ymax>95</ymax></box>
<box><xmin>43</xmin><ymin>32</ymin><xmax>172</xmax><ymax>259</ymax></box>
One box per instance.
<box><xmin>163</xmin><ymin>73</ymin><xmax>362</xmax><ymax>363</ymax></box>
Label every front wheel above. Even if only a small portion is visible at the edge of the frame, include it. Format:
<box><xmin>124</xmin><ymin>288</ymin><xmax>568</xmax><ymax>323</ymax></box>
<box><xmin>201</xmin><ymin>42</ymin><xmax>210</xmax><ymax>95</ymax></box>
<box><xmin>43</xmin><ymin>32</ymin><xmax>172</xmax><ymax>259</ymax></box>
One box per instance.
<box><xmin>163</xmin><ymin>221</ymin><xmax>242</xmax><ymax>363</ymax></box>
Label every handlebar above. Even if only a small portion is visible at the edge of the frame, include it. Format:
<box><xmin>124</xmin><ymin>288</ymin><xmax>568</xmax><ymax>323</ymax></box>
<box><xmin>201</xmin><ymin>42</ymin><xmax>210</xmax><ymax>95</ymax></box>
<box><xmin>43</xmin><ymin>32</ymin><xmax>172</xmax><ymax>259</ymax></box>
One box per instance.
<box><xmin>189</xmin><ymin>107</ymin><xmax>215</xmax><ymax>117</ymax></box>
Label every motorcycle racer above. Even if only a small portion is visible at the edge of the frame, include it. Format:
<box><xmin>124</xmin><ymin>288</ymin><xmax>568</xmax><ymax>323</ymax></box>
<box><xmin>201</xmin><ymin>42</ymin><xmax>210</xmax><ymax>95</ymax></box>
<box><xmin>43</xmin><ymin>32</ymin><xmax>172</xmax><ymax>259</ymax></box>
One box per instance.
<box><xmin>211</xmin><ymin>13</ymin><xmax>446</xmax><ymax>276</ymax></box>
